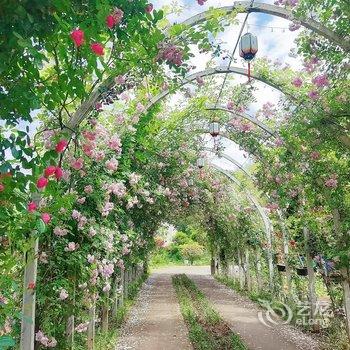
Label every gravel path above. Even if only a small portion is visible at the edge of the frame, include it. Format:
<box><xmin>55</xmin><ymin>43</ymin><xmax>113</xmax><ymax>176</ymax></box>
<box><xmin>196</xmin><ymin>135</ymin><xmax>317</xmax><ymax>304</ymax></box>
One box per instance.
<box><xmin>116</xmin><ymin>266</ymin><xmax>321</xmax><ymax>350</ymax></box>
<box><xmin>188</xmin><ymin>268</ymin><xmax>321</xmax><ymax>350</ymax></box>
<box><xmin>115</xmin><ymin>270</ymin><xmax>192</xmax><ymax>350</ymax></box>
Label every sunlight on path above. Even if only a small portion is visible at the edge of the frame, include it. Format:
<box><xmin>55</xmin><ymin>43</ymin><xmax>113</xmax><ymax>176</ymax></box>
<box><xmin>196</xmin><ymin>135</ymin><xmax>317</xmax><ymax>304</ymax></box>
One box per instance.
<box><xmin>116</xmin><ymin>270</ymin><xmax>192</xmax><ymax>350</ymax></box>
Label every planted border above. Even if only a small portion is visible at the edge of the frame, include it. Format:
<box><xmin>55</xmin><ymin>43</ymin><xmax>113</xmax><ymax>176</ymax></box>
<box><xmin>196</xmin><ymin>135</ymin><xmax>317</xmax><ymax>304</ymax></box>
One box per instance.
<box><xmin>172</xmin><ymin>274</ymin><xmax>247</xmax><ymax>350</ymax></box>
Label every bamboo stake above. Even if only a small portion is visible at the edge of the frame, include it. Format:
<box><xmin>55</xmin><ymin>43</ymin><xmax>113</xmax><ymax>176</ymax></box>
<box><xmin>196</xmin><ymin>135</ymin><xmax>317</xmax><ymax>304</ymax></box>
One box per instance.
<box><xmin>87</xmin><ymin>296</ymin><xmax>96</xmax><ymax>350</ymax></box>
<box><xmin>66</xmin><ymin>315</ymin><xmax>75</xmax><ymax>348</ymax></box>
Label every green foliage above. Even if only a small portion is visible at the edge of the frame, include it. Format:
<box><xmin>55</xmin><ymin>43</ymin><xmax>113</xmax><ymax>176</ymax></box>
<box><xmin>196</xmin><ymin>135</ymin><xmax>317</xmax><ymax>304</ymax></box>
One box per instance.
<box><xmin>180</xmin><ymin>242</ymin><xmax>205</xmax><ymax>265</ymax></box>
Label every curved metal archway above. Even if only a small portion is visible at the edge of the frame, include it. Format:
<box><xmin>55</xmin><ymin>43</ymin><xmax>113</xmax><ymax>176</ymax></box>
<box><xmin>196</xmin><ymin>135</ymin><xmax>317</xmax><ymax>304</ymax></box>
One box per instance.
<box><xmin>181</xmin><ymin>1</ymin><xmax>349</xmax><ymax>51</ymax></box>
<box><xmin>210</xmin><ymin>162</ymin><xmax>274</xmax><ymax>289</ymax></box>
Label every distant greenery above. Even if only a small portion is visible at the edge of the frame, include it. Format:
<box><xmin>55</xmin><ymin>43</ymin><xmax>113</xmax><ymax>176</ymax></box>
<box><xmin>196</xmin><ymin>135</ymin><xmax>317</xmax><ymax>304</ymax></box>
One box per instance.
<box><xmin>150</xmin><ymin>229</ymin><xmax>210</xmax><ymax>268</ymax></box>
<box><xmin>172</xmin><ymin>274</ymin><xmax>247</xmax><ymax>350</ymax></box>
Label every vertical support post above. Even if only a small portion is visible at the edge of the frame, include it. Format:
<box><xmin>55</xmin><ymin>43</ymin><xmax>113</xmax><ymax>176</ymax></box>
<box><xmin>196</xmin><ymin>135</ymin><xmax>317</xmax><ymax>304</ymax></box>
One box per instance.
<box><xmin>119</xmin><ymin>269</ymin><xmax>125</xmax><ymax>307</ymax></box>
<box><xmin>87</xmin><ymin>296</ymin><xmax>96</xmax><ymax>350</ymax></box>
<box><xmin>238</xmin><ymin>250</ymin><xmax>245</xmax><ymax>290</ymax></box>
<box><xmin>210</xmin><ymin>256</ymin><xmax>215</xmax><ymax>275</ymax></box>
<box><xmin>280</xmin><ymin>215</ymin><xmax>292</xmax><ymax>296</ymax></box>
<box><xmin>66</xmin><ymin>315</ymin><xmax>75</xmax><ymax>348</ymax></box>
<box><xmin>303</xmin><ymin>226</ymin><xmax>317</xmax><ymax>328</ymax></box>
<box><xmin>245</xmin><ymin>248</ymin><xmax>252</xmax><ymax>292</ymax></box>
<box><xmin>20</xmin><ymin>237</ymin><xmax>39</xmax><ymax>350</ymax></box>
<box><xmin>101</xmin><ymin>304</ymin><xmax>109</xmax><ymax>332</ymax></box>
<box><xmin>256</xmin><ymin>249</ymin><xmax>263</xmax><ymax>292</ymax></box>
<box><xmin>333</xmin><ymin>209</ymin><xmax>350</xmax><ymax>340</ymax></box>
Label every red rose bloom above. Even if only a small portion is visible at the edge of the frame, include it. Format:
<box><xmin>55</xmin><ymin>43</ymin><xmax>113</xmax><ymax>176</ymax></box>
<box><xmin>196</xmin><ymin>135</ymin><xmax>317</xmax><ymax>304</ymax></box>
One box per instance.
<box><xmin>70</xmin><ymin>29</ymin><xmax>84</xmax><ymax>47</ymax></box>
<box><xmin>37</xmin><ymin>177</ymin><xmax>48</xmax><ymax>189</ymax></box>
<box><xmin>44</xmin><ymin>165</ymin><xmax>56</xmax><ymax>177</ymax></box>
<box><xmin>55</xmin><ymin>167</ymin><xmax>63</xmax><ymax>180</ymax></box>
<box><xmin>90</xmin><ymin>43</ymin><xmax>104</xmax><ymax>56</ymax></box>
<box><xmin>55</xmin><ymin>139</ymin><xmax>68</xmax><ymax>153</ymax></box>
<box><xmin>28</xmin><ymin>201</ymin><xmax>37</xmax><ymax>212</ymax></box>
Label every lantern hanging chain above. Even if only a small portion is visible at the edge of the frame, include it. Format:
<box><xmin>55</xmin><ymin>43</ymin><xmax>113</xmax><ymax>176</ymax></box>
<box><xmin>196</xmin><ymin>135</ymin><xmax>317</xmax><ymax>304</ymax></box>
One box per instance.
<box><xmin>214</xmin><ymin>0</ymin><xmax>255</xmax><ymax>109</ymax></box>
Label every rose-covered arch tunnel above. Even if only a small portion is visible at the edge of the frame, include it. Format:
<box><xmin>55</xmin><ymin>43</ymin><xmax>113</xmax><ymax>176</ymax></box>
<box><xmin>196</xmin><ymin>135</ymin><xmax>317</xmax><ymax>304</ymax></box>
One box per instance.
<box><xmin>2</xmin><ymin>1</ymin><xmax>350</xmax><ymax>349</ymax></box>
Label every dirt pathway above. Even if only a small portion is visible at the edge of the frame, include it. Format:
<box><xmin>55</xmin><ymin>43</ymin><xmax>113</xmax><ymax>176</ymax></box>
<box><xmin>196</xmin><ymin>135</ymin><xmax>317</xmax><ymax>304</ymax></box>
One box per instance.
<box><xmin>115</xmin><ymin>270</ymin><xmax>192</xmax><ymax>350</ymax></box>
<box><xmin>116</xmin><ymin>266</ymin><xmax>321</xmax><ymax>350</ymax></box>
<box><xmin>189</xmin><ymin>271</ymin><xmax>321</xmax><ymax>350</ymax></box>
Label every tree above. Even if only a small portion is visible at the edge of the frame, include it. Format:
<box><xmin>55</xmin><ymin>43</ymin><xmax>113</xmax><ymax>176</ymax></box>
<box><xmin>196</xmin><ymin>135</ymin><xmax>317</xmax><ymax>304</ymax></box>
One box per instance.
<box><xmin>180</xmin><ymin>242</ymin><xmax>204</xmax><ymax>265</ymax></box>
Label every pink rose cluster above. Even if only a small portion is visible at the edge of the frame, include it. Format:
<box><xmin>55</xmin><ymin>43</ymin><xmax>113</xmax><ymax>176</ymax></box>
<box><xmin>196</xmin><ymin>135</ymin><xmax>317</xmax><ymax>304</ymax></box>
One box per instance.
<box><xmin>324</xmin><ymin>174</ymin><xmax>338</xmax><ymax>189</ymax></box>
<box><xmin>35</xmin><ymin>331</ymin><xmax>57</xmax><ymax>348</ymax></box>
<box><xmin>228</xmin><ymin>118</ymin><xmax>255</xmax><ymax>133</ymax></box>
<box><xmin>75</xmin><ymin>321</ymin><xmax>89</xmax><ymax>333</ymax></box>
<box><xmin>156</xmin><ymin>42</ymin><xmax>184</xmax><ymax>66</ymax></box>
<box><xmin>106</xmin><ymin>7</ymin><xmax>124</xmax><ymax>28</ymax></box>
<box><xmin>274</xmin><ymin>0</ymin><xmax>298</xmax><ymax>7</ymax></box>
<box><xmin>71</xmin><ymin>210</ymin><xmax>88</xmax><ymax>230</ymax></box>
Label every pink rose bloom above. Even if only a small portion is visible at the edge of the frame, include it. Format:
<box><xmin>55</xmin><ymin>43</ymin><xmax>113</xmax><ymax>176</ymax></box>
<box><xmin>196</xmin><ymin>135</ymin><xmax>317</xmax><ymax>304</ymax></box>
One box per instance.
<box><xmin>312</xmin><ymin>74</ymin><xmax>329</xmax><ymax>88</ymax></box>
<box><xmin>129</xmin><ymin>172</ymin><xmax>141</xmax><ymax>186</ymax></box>
<box><xmin>325</xmin><ymin>175</ymin><xmax>338</xmax><ymax>189</ymax></box>
<box><xmin>308</xmin><ymin>90</ymin><xmax>319</xmax><ymax>100</ymax></box>
<box><xmin>28</xmin><ymin>201</ymin><xmax>37</xmax><ymax>212</ymax></box>
<box><xmin>37</xmin><ymin>176</ymin><xmax>48</xmax><ymax>189</ymax></box>
<box><xmin>292</xmin><ymin>77</ymin><xmax>303</xmax><ymax>87</ymax></box>
<box><xmin>310</xmin><ymin>151</ymin><xmax>320</xmax><ymax>160</ymax></box>
<box><xmin>65</xmin><ymin>242</ymin><xmax>78</xmax><ymax>252</ymax></box>
<box><xmin>89</xmin><ymin>227</ymin><xmax>97</xmax><ymax>237</ymax></box>
<box><xmin>103</xmin><ymin>283</ymin><xmax>111</xmax><ymax>293</ymax></box>
<box><xmin>115</xmin><ymin>75</ymin><xmax>126</xmax><ymax>84</ymax></box>
<box><xmin>136</xmin><ymin>102</ymin><xmax>145</xmax><ymax>113</ymax></box>
<box><xmin>77</xmin><ymin>197</ymin><xmax>86</xmax><ymax>204</ymax></box>
<box><xmin>54</xmin><ymin>226</ymin><xmax>68</xmax><ymax>237</ymax></box>
<box><xmin>84</xmin><ymin>185</ymin><xmax>93</xmax><ymax>194</ymax></box>
<box><xmin>108</xmin><ymin>135</ymin><xmax>122</xmax><ymax>152</ymax></box>
<box><xmin>41</xmin><ymin>213</ymin><xmax>51</xmax><ymax>224</ymax></box>
<box><xmin>39</xmin><ymin>252</ymin><xmax>48</xmax><ymax>264</ymax></box>
<box><xmin>90</xmin><ymin>42</ymin><xmax>104</xmax><ymax>56</ymax></box>
<box><xmin>87</xmin><ymin>254</ymin><xmax>95</xmax><ymax>264</ymax></box>
<box><xmin>105</xmin><ymin>158</ymin><xmax>119</xmax><ymax>172</ymax></box>
<box><xmin>55</xmin><ymin>167</ymin><xmax>63</xmax><ymax>180</ymax></box>
<box><xmin>226</xmin><ymin>101</ymin><xmax>234</xmax><ymax>110</ymax></box>
<box><xmin>145</xmin><ymin>3</ymin><xmax>153</xmax><ymax>12</ymax></box>
<box><xmin>93</xmin><ymin>150</ymin><xmax>105</xmax><ymax>161</ymax></box>
<box><xmin>70</xmin><ymin>157</ymin><xmax>84</xmax><ymax>170</ymax></box>
<box><xmin>55</xmin><ymin>139</ymin><xmax>68</xmax><ymax>153</ymax></box>
<box><xmin>82</xmin><ymin>130</ymin><xmax>96</xmax><ymax>141</ymax></box>
<box><xmin>275</xmin><ymin>138</ymin><xmax>284</xmax><ymax>146</ymax></box>
<box><xmin>72</xmin><ymin>209</ymin><xmax>82</xmax><ymax>220</ymax></box>
<box><xmin>59</xmin><ymin>289</ymin><xmax>68</xmax><ymax>300</ymax></box>
<box><xmin>70</xmin><ymin>29</ymin><xmax>84</xmax><ymax>47</ymax></box>
<box><xmin>116</xmin><ymin>114</ymin><xmax>125</xmax><ymax>124</ymax></box>
<box><xmin>44</xmin><ymin>165</ymin><xmax>56</xmax><ymax>177</ymax></box>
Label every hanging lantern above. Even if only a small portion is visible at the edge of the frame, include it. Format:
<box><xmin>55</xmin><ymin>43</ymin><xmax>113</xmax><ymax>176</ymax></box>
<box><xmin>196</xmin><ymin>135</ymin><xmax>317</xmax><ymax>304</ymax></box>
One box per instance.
<box><xmin>239</xmin><ymin>33</ymin><xmax>258</xmax><ymax>82</ymax></box>
<box><xmin>209</xmin><ymin>121</ymin><xmax>220</xmax><ymax>137</ymax></box>
<box><xmin>196</xmin><ymin>157</ymin><xmax>205</xmax><ymax>169</ymax></box>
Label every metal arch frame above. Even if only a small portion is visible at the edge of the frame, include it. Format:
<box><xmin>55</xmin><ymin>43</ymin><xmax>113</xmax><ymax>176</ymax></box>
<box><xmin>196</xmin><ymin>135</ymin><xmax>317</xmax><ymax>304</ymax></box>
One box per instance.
<box><xmin>181</xmin><ymin>1</ymin><xmax>349</xmax><ymax>52</ymax></box>
<box><xmin>209</xmin><ymin>162</ymin><xmax>274</xmax><ymax>289</ymax></box>
<box><xmin>146</xmin><ymin>66</ymin><xmax>291</xmax><ymax>112</ymax></box>
<box><xmin>205</xmin><ymin>105</ymin><xmax>276</xmax><ymax>137</ymax></box>
<box><xmin>69</xmin><ymin>0</ymin><xmax>348</xmax><ymax>129</ymax></box>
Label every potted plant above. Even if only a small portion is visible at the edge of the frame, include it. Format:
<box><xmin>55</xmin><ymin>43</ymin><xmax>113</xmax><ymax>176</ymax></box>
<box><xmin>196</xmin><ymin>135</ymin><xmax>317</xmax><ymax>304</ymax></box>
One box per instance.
<box><xmin>296</xmin><ymin>267</ymin><xmax>308</xmax><ymax>276</ymax></box>
<box><xmin>277</xmin><ymin>263</ymin><xmax>286</xmax><ymax>272</ymax></box>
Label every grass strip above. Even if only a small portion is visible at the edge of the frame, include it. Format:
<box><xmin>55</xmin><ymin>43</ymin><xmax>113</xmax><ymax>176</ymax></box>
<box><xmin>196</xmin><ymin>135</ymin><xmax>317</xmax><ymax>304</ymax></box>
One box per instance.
<box><xmin>172</xmin><ymin>274</ymin><xmax>247</xmax><ymax>350</ymax></box>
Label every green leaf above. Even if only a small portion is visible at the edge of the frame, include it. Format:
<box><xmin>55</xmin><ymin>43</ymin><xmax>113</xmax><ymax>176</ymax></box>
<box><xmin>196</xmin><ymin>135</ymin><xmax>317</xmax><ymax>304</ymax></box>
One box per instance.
<box><xmin>0</xmin><ymin>336</ymin><xmax>16</xmax><ymax>349</ymax></box>
<box><xmin>35</xmin><ymin>219</ymin><xmax>46</xmax><ymax>234</ymax></box>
